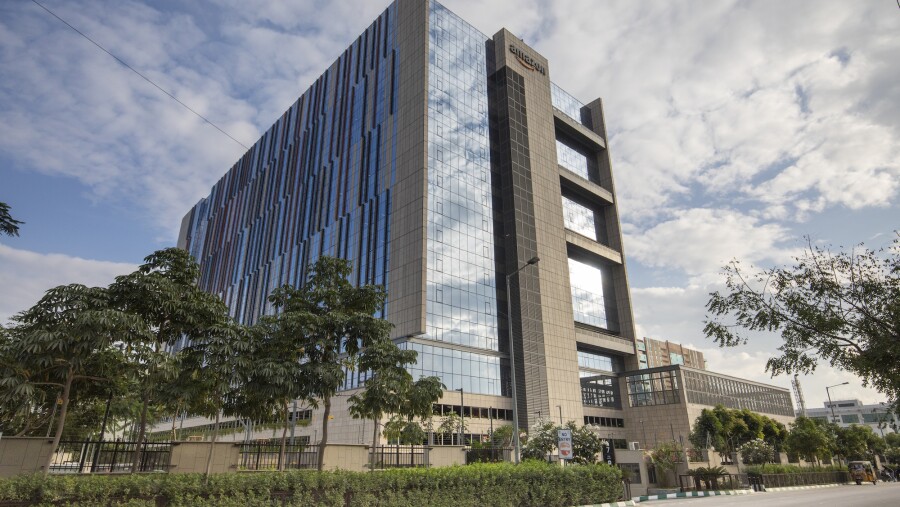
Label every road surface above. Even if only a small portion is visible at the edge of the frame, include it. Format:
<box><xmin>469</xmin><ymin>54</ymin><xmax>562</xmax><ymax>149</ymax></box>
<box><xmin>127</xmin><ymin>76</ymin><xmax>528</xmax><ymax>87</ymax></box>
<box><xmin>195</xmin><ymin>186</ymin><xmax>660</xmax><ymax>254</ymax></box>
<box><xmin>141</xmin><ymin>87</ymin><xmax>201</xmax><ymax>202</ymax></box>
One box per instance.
<box><xmin>639</xmin><ymin>482</ymin><xmax>899</xmax><ymax>506</ymax></box>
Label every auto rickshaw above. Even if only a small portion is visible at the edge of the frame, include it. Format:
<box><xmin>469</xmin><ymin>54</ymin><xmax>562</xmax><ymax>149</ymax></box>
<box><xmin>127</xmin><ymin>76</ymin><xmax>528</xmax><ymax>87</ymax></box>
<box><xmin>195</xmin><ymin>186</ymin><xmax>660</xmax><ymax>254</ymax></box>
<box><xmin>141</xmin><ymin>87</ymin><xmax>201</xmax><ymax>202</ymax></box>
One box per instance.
<box><xmin>848</xmin><ymin>461</ymin><xmax>877</xmax><ymax>485</ymax></box>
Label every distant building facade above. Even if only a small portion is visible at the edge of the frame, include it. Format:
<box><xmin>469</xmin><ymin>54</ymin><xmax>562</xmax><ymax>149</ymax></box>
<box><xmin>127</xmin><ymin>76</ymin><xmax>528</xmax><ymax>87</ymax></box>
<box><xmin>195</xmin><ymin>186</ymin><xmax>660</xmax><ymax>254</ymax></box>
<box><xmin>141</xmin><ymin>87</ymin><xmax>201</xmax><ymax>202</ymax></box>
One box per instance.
<box><xmin>805</xmin><ymin>399</ymin><xmax>898</xmax><ymax>435</ymax></box>
<box><xmin>636</xmin><ymin>337</ymin><xmax>706</xmax><ymax>370</ymax></box>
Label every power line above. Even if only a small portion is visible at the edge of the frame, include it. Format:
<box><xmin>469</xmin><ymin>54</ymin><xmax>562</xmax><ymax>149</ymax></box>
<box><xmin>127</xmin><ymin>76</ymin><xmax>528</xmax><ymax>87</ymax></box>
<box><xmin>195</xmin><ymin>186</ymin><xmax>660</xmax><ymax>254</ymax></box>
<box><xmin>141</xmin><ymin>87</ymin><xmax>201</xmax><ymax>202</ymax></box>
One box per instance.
<box><xmin>30</xmin><ymin>0</ymin><xmax>250</xmax><ymax>151</ymax></box>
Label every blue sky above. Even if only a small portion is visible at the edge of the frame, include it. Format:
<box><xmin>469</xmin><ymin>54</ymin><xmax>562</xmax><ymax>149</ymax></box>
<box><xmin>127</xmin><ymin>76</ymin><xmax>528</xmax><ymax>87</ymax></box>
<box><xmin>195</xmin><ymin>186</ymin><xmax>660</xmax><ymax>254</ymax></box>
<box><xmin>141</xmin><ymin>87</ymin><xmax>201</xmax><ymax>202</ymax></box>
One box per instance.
<box><xmin>1</xmin><ymin>0</ymin><xmax>898</xmax><ymax>409</ymax></box>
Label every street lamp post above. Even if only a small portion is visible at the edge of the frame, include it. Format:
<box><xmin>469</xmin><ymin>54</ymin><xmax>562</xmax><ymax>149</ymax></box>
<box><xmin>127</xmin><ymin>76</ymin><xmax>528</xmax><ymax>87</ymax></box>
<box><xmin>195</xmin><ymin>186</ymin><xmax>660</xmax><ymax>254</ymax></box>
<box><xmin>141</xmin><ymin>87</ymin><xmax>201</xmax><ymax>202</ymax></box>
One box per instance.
<box><xmin>826</xmin><ymin>382</ymin><xmax>849</xmax><ymax>424</ymax></box>
<box><xmin>456</xmin><ymin>388</ymin><xmax>465</xmax><ymax>446</ymax></box>
<box><xmin>557</xmin><ymin>405</ymin><xmax>563</xmax><ymax>425</ymax></box>
<box><xmin>506</xmin><ymin>256</ymin><xmax>540</xmax><ymax>464</ymax></box>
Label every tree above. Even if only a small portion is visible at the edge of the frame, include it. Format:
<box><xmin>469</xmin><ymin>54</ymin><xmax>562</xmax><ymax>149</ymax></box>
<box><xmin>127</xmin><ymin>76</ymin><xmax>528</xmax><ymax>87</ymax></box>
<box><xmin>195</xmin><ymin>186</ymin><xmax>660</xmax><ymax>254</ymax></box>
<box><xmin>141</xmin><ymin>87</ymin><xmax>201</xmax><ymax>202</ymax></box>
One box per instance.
<box><xmin>491</xmin><ymin>425</ymin><xmax>514</xmax><ymax>448</ymax></box>
<box><xmin>1</xmin><ymin>284</ymin><xmax>142</xmax><ymax>475</ymax></box>
<box><xmin>521</xmin><ymin>418</ymin><xmax>558</xmax><ymax>460</ymax></box>
<box><xmin>266</xmin><ymin>256</ymin><xmax>392</xmax><ymax>471</ymax></box>
<box><xmin>738</xmin><ymin>438</ymin><xmax>775</xmax><ymax>465</ymax></box>
<box><xmin>437</xmin><ymin>411</ymin><xmax>467</xmax><ymax>445</ymax></box>
<box><xmin>705</xmin><ymin>236</ymin><xmax>900</xmax><ymax>406</ymax></box>
<box><xmin>566</xmin><ymin>422</ymin><xmax>607</xmax><ymax>465</ymax></box>
<box><xmin>784</xmin><ymin>416</ymin><xmax>833</xmax><ymax>465</ymax></box>
<box><xmin>109</xmin><ymin>248</ymin><xmax>226</xmax><ymax>472</ymax></box>
<box><xmin>834</xmin><ymin>424</ymin><xmax>885</xmax><ymax>462</ymax></box>
<box><xmin>0</xmin><ymin>202</ymin><xmax>23</xmax><ymax>237</ymax></box>
<box><xmin>648</xmin><ymin>441</ymin><xmax>682</xmax><ymax>487</ymax></box>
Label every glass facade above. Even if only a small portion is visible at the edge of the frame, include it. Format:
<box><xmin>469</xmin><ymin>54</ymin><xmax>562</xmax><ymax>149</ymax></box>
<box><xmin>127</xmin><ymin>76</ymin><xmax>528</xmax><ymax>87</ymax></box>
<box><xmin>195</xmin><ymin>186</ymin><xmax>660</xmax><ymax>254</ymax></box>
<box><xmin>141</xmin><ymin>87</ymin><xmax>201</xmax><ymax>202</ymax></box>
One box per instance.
<box><xmin>551</xmin><ymin>82</ymin><xmax>591</xmax><ymax>128</ymax></box>
<box><xmin>577</xmin><ymin>349</ymin><xmax>614</xmax><ymax>372</ymax></box>
<box><xmin>562</xmin><ymin>196</ymin><xmax>597</xmax><ymax>240</ymax></box>
<box><xmin>568</xmin><ymin>258</ymin><xmax>614</xmax><ymax>331</ymax></box>
<box><xmin>402</xmin><ymin>341</ymin><xmax>504</xmax><ymax>396</ymax></box>
<box><xmin>626</xmin><ymin>370</ymin><xmax>680</xmax><ymax>407</ymax></box>
<box><xmin>556</xmin><ymin>138</ymin><xmax>592</xmax><ymax>180</ymax></box>
<box><xmin>181</xmin><ymin>5</ymin><xmax>399</xmax><ymax>328</ymax></box>
<box><xmin>424</xmin><ymin>1</ymin><xmax>504</xmax><ymax>395</ymax></box>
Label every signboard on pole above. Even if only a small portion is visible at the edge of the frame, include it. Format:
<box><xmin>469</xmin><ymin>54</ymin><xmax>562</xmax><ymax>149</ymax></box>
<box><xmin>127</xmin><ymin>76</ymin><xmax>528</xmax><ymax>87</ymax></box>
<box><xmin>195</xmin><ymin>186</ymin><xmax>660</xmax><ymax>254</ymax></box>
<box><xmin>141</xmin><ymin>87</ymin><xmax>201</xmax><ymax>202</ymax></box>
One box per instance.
<box><xmin>601</xmin><ymin>440</ymin><xmax>616</xmax><ymax>465</ymax></box>
<box><xmin>557</xmin><ymin>429</ymin><xmax>573</xmax><ymax>460</ymax></box>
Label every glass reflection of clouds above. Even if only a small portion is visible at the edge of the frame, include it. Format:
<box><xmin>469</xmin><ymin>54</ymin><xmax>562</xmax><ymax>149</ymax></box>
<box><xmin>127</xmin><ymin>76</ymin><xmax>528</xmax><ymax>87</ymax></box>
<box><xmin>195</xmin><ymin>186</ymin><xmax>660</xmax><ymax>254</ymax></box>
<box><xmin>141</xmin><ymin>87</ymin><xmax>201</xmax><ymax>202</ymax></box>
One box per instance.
<box><xmin>556</xmin><ymin>139</ymin><xmax>591</xmax><ymax>180</ymax></box>
<box><xmin>562</xmin><ymin>197</ymin><xmax>597</xmax><ymax>240</ymax></box>
<box><xmin>424</xmin><ymin>1</ymin><xmax>503</xmax><ymax>396</ymax></box>
<box><xmin>551</xmin><ymin>82</ymin><xmax>590</xmax><ymax>128</ymax></box>
<box><xmin>568</xmin><ymin>258</ymin><xmax>609</xmax><ymax>330</ymax></box>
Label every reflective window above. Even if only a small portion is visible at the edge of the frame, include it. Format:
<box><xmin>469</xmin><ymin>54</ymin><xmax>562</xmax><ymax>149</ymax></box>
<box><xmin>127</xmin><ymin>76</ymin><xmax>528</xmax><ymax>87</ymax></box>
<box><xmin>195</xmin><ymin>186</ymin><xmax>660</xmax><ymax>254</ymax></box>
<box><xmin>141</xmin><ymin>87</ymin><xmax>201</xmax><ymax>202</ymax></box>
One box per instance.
<box><xmin>577</xmin><ymin>350</ymin><xmax>614</xmax><ymax>372</ymax></box>
<box><xmin>551</xmin><ymin>83</ymin><xmax>591</xmax><ymax>128</ymax></box>
<box><xmin>841</xmin><ymin>414</ymin><xmax>860</xmax><ymax>424</ymax></box>
<box><xmin>424</xmin><ymin>1</ymin><xmax>500</xmax><ymax>367</ymax></box>
<box><xmin>626</xmin><ymin>370</ymin><xmax>680</xmax><ymax>407</ymax></box>
<box><xmin>568</xmin><ymin>258</ymin><xmax>614</xmax><ymax>330</ymax></box>
<box><xmin>669</xmin><ymin>353</ymin><xmax>684</xmax><ymax>365</ymax></box>
<box><xmin>562</xmin><ymin>197</ymin><xmax>597</xmax><ymax>240</ymax></box>
<box><xmin>402</xmin><ymin>341</ymin><xmax>506</xmax><ymax>396</ymax></box>
<box><xmin>556</xmin><ymin>138</ymin><xmax>591</xmax><ymax>180</ymax></box>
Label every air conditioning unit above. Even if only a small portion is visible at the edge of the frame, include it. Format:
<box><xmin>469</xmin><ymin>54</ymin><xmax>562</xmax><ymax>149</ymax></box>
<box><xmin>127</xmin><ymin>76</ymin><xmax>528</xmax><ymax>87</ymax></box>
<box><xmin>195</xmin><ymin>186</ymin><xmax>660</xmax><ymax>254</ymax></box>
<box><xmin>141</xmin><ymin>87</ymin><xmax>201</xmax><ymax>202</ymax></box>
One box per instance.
<box><xmin>629</xmin><ymin>441</ymin><xmax>640</xmax><ymax>451</ymax></box>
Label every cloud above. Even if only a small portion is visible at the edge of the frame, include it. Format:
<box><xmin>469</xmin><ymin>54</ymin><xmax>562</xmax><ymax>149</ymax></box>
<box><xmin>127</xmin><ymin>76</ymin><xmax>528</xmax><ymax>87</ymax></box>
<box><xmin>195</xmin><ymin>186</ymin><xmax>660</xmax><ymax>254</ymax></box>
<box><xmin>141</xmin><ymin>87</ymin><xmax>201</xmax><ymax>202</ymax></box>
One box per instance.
<box><xmin>0</xmin><ymin>243</ymin><xmax>136</xmax><ymax>324</ymax></box>
<box><xmin>626</xmin><ymin>208</ymin><xmax>799</xmax><ymax>278</ymax></box>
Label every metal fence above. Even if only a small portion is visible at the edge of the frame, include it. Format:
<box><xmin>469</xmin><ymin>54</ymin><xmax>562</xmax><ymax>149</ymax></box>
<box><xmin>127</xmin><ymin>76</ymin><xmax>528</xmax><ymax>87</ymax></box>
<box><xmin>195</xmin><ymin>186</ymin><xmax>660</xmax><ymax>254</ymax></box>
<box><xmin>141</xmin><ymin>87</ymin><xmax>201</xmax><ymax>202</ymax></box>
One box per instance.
<box><xmin>465</xmin><ymin>447</ymin><xmax>511</xmax><ymax>464</ymax></box>
<box><xmin>678</xmin><ymin>473</ymin><xmax>747</xmax><ymax>492</ymax></box>
<box><xmin>370</xmin><ymin>446</ymin><xmax>428</xmax><ymax>468</ymax></box>
<box><xmin>49</xmin><ymin>440</ymin><xmax>172</xmax><ymax>474</ymax></box>
<box><xmin>756</xmin><ymin>471</ymin><xmax>849</xmax><ymax>488</ymax></box>
<box><xmin>239</xmin><ymin>442</ymin><xmax>319</xmax><ymax>470</ymax></box>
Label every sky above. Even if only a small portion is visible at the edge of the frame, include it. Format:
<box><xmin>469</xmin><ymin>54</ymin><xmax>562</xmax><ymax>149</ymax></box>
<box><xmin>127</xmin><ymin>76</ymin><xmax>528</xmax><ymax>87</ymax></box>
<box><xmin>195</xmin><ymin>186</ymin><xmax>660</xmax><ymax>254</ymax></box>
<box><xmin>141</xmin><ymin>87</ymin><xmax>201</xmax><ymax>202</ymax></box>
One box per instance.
<box><xmin>1</xmin><ymin>0</ymin><xmax>898</xmax><ymax>411</ymax></box>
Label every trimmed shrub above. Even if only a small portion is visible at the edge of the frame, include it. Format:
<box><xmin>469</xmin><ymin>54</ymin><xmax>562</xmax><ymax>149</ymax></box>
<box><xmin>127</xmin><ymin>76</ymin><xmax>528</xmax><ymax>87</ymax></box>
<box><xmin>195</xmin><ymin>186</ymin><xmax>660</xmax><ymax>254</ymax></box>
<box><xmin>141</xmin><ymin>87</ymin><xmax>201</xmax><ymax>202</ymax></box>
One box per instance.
<box><xmin>0</xmin><ymin>461</ymin><xmax>622</xmax><ymax>507</ymax></box>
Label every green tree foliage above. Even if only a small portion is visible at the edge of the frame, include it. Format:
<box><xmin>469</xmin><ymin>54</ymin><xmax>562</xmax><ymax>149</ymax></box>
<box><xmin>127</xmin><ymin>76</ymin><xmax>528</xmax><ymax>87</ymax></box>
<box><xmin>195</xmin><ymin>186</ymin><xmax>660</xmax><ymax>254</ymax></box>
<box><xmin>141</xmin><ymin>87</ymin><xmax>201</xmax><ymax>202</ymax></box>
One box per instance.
<box><xmin>109</xmin><ymin>247</ymin><xmax>227</xmax><ymax>472</ymax></box>
<box><xmin>565</xmin><ymin>422</ymin><xmax>607</xmax><ymax>465</ymax></box>
<box><xmin>705</xmin><ymin>236</ymin><xmax>900</xmax><ymax>407</ymax></box>
<box><xmin>521</xmin><ymin>418</ymin><xmax>559</xmax><ymax>460</ymax></box>
<box><xmin>648</xmin><ymin>441</ymin><xmax>683</xmax><ymax>487</ymax></box>
<box><xmin>689</xmin><ymin>405</ymin><xmax>787</xmax><ymax>461</ymax></box>
<box><xmin>0</xmin><ymin>284</ymin><xmax>143</xmax><ymax>474</ymax></box>
<box><xmin>437</xmin><ymin>411</ymin><xmax>467</xmax><ymax>444</ymax></box>
<box><xmin>180</xmin><ymin>321</ymin><xmax>252</xmax><ymax>479</ymax></box>
<box><xmin>738</xmin><ymin>438</ymin><xmax>775</xmax><ymax>465</ymax></box>
<box><xmin>491</xmin><ymin>425</ymin><xmax>514</xmax><ymax>448</ymax></box>
<box><xmin>834</xmin><ymin>424</ymin><xmax>885</xmax><ymax>461</ymax></box>
<box><xmin>784</xmin><ymin>416</ymin><xmax>833</xmax><ymax>465</ymax></box>
<box><xmin>0</xmin><ymin>202</ymin><xmax>23</xmax><ymax>237</ymax></box>
<box><xmin>263</xmin><ymin>256</ymin><xmax>392</xmax><ymax>471</ymax></box>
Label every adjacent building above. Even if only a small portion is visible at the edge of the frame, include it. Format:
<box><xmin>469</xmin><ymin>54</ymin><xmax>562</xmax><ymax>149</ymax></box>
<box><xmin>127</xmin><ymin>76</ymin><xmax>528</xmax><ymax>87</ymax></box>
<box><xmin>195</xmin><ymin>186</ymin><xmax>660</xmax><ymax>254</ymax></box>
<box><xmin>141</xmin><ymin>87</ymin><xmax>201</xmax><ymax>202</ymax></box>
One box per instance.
<box><xmin>175</xmin><ymin>0</ymin><xmax>794</xmax><ymax>453</ymax></box>
<box><xmin>805</xmin><ymin>400</ymin><xmax>898</xmax><ymax>435</ymax></box>
<box><xmin>636</xmin><ymin>337</ymin><xmax>706</xmax><ymax>370</ymax></box>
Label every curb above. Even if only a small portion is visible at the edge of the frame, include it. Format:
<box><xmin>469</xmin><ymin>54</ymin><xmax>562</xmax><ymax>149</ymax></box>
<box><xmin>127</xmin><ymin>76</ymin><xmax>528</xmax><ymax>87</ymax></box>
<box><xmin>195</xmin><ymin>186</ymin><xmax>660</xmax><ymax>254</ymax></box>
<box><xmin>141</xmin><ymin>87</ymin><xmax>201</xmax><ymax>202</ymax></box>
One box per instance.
<box><xmin>575</xmin><ymin>502</ymin><xmax>636</xmax><ymax>507</ymax></box>
<box><xmin>763</xmin><ymin>483</ymin><xmax>846</xmax><ymax>492</ymax></box>
<box><xmin>633</xmin><ymin>489</ymin><xmax>755</xmax><ymax>502</ymax></box>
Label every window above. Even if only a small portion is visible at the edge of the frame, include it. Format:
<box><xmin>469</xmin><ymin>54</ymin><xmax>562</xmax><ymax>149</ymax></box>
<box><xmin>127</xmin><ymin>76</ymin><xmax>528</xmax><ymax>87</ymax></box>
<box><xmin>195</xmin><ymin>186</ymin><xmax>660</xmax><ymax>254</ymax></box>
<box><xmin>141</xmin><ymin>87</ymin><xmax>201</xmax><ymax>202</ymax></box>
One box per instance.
<box><xmin>626</xmin><ymin>370</ymin><xmax>680</xmax><ymax>407</ymax></box>
<box><xmin>568</xmin><ymin>258</ymin><xmax>616</xmax><ymax>331</ymax></box>
<box><xmin>561</xmin><ymin>196</ymin><xmax>597</xmax><ymax>240</ymax></box>
<box><xmin>841</xmin><ymin>414</ymin><xmax>860</xmax><ymax>424</ymax></box>
<box><xmin>584</xmin><ymin>416</ymin><xmax>625</xmax><ymax>428</ymax></box>
<box><xmin>618</xmin><ymin>463</ymin><xmax>642</xmax><ymax>484</ymax></box>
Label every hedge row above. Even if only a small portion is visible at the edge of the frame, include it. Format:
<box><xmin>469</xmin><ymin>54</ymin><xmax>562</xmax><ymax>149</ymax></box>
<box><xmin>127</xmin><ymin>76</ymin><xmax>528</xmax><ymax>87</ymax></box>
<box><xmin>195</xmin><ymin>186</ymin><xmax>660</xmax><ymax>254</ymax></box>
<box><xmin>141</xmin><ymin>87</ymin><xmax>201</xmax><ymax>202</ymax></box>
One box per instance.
<box><xmin>744</xmin><ymin>463</ymin><xmax>845</xmax><ymax>475</ymax></box>
<box><xmin>0</xmin><ymin>461</ymin><xmax>622</xmax><ymax>507</ymax></box>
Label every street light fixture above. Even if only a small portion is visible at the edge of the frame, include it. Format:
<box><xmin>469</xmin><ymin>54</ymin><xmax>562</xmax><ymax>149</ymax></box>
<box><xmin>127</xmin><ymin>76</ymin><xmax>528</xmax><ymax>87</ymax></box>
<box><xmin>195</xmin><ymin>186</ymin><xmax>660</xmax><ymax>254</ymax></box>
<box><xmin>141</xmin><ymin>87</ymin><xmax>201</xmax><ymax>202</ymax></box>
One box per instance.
<box><xmin>825</xmin><ymin>382</ymin><xmax>849</xmax><ymax>424</ymax></box>
<box><xmin>506</xmin><ymin>255</ymin><xmax>540</xmax><ymax>464</ymax></box>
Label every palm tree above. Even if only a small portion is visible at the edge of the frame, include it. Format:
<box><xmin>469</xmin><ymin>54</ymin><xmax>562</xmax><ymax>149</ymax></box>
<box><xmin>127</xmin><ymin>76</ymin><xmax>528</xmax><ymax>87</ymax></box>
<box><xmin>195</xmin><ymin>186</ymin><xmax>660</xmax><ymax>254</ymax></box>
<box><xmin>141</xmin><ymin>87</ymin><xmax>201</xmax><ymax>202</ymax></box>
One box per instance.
<box><xmin>0</xmin><ymin>202</ymin><xmax>24</xmax><ymax>236</ymax></box>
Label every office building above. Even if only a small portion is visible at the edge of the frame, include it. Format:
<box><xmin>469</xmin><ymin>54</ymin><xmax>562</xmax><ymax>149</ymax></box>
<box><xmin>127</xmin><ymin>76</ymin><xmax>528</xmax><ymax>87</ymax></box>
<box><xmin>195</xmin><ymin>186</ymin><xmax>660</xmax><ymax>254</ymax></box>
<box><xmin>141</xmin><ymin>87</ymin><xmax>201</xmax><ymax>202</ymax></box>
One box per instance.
<box><xmin>805</xmin><ymin>400</ymin><xmax>898</xmax><ymax>435</ymax></box>
<box><xmin>636</xmin><ymin>337</ymin><xmax>706</xmax><ymax>370</ymax></box>
<box><xmin>175</xmin><ymin>0</ymin><xmax>794</xmax><ymax>452</ymax></box>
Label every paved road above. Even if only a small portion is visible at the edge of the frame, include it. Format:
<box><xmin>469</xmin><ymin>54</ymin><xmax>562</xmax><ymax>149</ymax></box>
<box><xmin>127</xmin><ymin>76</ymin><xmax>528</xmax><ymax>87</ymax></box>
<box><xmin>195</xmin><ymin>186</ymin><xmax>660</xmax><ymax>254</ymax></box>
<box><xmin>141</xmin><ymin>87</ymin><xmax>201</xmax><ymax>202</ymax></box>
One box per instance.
<box><xmin>640</xmin><ymin>482</ymin><xmax>900</xmax><ymax>506</ymax></box>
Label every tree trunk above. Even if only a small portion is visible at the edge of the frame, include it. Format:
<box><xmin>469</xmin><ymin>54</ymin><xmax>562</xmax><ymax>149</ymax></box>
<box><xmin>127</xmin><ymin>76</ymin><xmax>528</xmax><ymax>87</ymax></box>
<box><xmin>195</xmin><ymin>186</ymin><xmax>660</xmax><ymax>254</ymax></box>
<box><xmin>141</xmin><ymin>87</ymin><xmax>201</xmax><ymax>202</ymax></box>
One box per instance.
<box><xmin>131</xmin><ymin>388</ymin><xmax>150</xmax><ymax>473</ymax></box>
<box><xmin>370</xmin><ymin>415</ymin><xmax>380</xmax><ymax>471</ymax></box>
<box><xmin>43</xmin><ymin>368</ymin><xmax>74</xmax><ymax>476</ymax></box>
<box><xmin>204</xmin><ymin>410</ymin><xmax>221</xmax><ymax>482</ymax></box>
<box><xmin>171</xmin><ymin>407</ymin><xmax>179</xmax><ymax>441</ymax></box>
<box><xmin>279</xmin><ymin>399</ymin><xmax>289</xmax><ymax>472</ymax></box>
<box><xmin>317</xmin><ymin>396</ymin><xmax>332</xmax><ymax>471</ymax></box>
